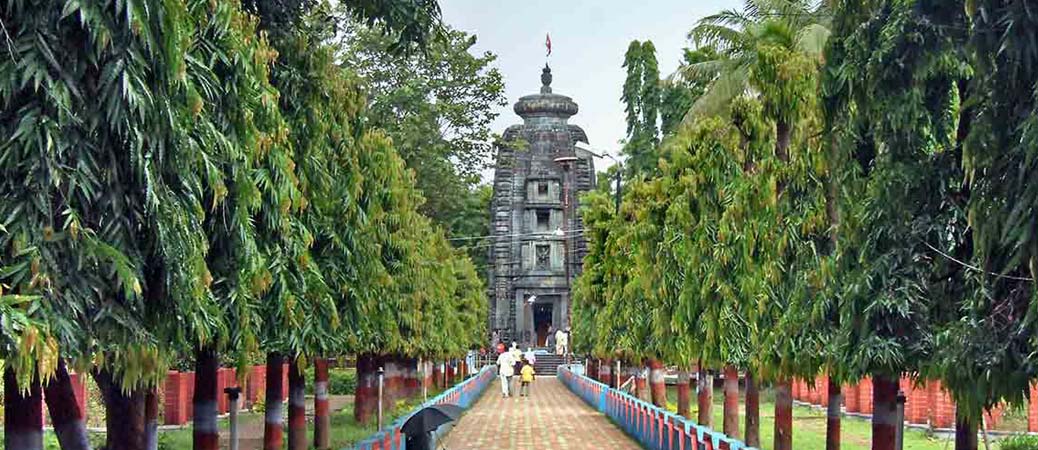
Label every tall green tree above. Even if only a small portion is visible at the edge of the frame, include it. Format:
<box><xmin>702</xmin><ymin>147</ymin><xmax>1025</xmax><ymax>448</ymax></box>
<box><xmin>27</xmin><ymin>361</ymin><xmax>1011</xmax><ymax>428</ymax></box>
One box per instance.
<box><xmin>621</xmin><ymin>40</ymin><xmax>662</xmax><ymax>176</ymax></box>
<box><xmin>338</xmin><ymin>23</ymin><xmax>504</xmax><ymax>242</ymax></box>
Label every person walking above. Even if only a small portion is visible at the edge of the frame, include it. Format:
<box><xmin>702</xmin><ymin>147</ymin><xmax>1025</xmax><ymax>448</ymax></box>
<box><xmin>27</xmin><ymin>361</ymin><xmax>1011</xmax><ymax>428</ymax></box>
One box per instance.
<box><xmin>519</xmin><ymin>360</ymin><xmax>536</xmax><ymax>397</ymax></box>
<box><xmin>497</xmin><ymin>347</ymin><xmax>515</xmax><ymax>397</ymax></box>
<box><xmin>510</xmin><ymin>342</ymin><xmax>523</xmax><ymax>394</ymax></box>
<box><xmin>545</xmin><ymin>326</ymin><xmax>556</xmax><ymax>350</ymax></box>
<box><xmin>524</xmin><ymin>347</ymin><xmax>537</xmax><ymax>366</ymax></box>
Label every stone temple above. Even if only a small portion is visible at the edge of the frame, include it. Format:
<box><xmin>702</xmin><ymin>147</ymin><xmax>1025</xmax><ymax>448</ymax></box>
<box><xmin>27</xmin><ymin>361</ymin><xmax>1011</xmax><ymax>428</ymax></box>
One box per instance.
<box><xmin>488</xmin><ymin>65</ymin><xmax>596</xmax><ymax>347</ymax></box>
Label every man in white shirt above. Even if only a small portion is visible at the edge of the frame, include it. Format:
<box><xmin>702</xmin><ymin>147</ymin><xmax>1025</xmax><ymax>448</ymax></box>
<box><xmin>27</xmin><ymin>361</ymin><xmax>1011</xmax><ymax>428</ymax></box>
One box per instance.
<box><xmin>497</xmin><ymin>348</ymin><xmax>515</xmax><ymax>397</ymax></box>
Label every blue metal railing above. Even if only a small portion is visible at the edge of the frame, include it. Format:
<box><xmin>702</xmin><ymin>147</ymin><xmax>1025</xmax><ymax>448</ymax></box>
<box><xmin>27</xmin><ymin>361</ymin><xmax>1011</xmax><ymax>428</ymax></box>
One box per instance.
<box><xmin>351</xmin><ymin>365</ymin><xmax>496</xmax><ymax>450</ymax></box>
<box><xmin>559</xmin><ymin>365</ymin><xmax>756</xmax><ymax>450</ymax></box>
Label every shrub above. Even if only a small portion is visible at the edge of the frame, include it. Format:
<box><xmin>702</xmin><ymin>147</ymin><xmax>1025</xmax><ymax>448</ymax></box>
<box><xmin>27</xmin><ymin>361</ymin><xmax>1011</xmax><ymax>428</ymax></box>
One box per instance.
<box><xmin>1000</xmin><ymin>435</ymin><xmax>1038</xmax><ymax>450</ymax></box>
<box><xmin>305</xmin><ymin>367</ymin><xmax>357</xmax><ymax>395</ymax></box>
<box><xmin>328</xmin><ymin>368</ymin><xmax>357</xmax><ymax>395</ymax></box>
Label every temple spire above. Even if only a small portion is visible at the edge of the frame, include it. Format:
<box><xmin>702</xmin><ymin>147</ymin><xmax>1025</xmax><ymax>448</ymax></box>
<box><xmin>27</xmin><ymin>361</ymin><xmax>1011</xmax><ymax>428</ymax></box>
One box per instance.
<box><xmin>540</xmin><ymin>64</ymin><xmax>552</xmax><ymax>93</ymax></box>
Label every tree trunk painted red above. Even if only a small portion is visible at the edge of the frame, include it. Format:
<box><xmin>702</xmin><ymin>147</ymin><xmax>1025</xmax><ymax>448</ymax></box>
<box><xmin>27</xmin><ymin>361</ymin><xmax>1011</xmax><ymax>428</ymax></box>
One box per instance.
<box><xmin>698</xmin><ymin>366</ymin><xmax>713</xmax><ymax>427</ymax></box>
<box><xmin>5</xmin><ymin>367</ymin><xmax>43</xmax><ymax>450</ymax></box>
<box><xmin>145</xmin><ymin>388</ymin><xmax>158</xmax><ymax>450</ymax></box>
<box><xmin>827</xmin><ymin>376</ymin><xmax>842</xmax><ymax>450</ymax></box>
<box><xmin>774</xmin><ymin>378</ymin><xmax>793</xmax><ymax>450</ymax></box>
<box><xmin>872</xmin><ymin>375</ymin><xmax>899</xmax><ymax>450</ymax></box>
<box><xmin>723</xmin><ymin>365</ymin><xmax>739</xmax><ymax>439</ymax></box>
<box><xmin>354</xmin><ymin>353</ymin><xmax>381</xmax><ymax>424</ymax></box>
<box><xmin>287</xmin><ymin>358</ymin><xmax>307</xmax><ymax>450</ymax></box>
<box><xmin>94</xmin><ymin>367</ymin><xmax>147</xmax><ymax>450</ymax></box>
<box><xmin>677</xmin><ymin>369</ymin><xmax>692</xmax><ymax>417</ymax></box>
<box><xmin>649</xmin><ymin>359</ymin><xmax>667</xmax><ymax>408</ymax></box>
<box><xmin>193</xmin><ymin>346</ymin><xmax>220</xmax><ymax>450</ymax></box>
<box><xmin>44</xmin><ymin>359</ymin><xmax>90</xmax><ymax>450</ymax></box>
<box><xmin>432</xmin><ymin>360</ymin><xmax>443</xmax><ymax>388</ymax></box>
<box><xmin>263</xmin><ymin>352</ymin><xmax>285</xmax><ymax>450</ymax></box>
<box><xmin>745</xmin><ymin>371</ymin><xmax>760</xmax><ymax>447</ymax></box>
<box><xmin>314</xmin><ymin>358</ymin><xmax>331</xmax><ymax>449</ymax></box>
<box><xmin>635</xmin><ymin>366</ymin><xmax>650</xmax><ymax>402</ymax></box>
<box><xmin>955</xmin><ymin>411</ymin><xmax>978</xmax><ymax>450</ymax></box>
<box><xmin>599</xmin><ymin>358</ymin><xmax>612</xmax><ymax>386</ymax></box>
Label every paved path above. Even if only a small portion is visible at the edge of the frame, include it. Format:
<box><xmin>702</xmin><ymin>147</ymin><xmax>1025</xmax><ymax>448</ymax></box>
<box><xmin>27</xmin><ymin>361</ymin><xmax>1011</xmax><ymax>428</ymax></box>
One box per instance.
<box><xmin>441</xmin><ymin>377</ymin><xmax>642</xmax><ymax>450</ymax></box>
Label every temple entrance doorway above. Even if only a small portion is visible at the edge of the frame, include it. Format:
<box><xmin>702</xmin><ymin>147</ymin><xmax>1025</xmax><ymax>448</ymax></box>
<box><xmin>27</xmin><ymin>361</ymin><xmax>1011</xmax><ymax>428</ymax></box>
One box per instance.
<box><xmin>533</xmin><ymin>302</ymin><xmax>554</xmax><ymax>347</ymax></box>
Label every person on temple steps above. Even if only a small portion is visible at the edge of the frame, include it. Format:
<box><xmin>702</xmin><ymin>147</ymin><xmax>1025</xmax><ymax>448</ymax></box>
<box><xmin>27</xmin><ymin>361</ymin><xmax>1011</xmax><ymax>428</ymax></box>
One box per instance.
<box><xmin>519</xmin><ymin>360</ymin><xmax>535</xmax><ymax>397</ymax></box>
<box><xmin>524</xmin><ymin>347</ymin><xmax>536</xmax><ymax>366</ymax></box>
<box><xmin>554</xmin><ymin>327</ymin><xmax>568</xmax><ymax>356</ymax></box>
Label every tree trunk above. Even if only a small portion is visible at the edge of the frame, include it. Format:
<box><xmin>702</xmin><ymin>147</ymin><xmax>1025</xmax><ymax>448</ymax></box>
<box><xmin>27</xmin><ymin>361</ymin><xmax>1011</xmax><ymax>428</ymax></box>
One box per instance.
<box><xmin>314</xmin><ymin>358</ymin><xmax>331</xmax><ymax>449</ymax></box>
<box><xmin>955</xmin><ymin>410</ymin><xmax>978</xmax><ymax>450</ymax></box>
<box><xmin>600</xmin><ymin>358</ymin><xmax>612</xmax><ymax>386</ymax></box>
<box><xmin>5</xmin><ymin>367</ymin><xmax>43</xmax><ymax>450</ymax></box>
<box><xmin>676</xmin><ymin>369</ymin><xmax>692</xmax><ymax>417</ymax></box>
<box><xmin>776</xmin><ymin>120</ymin><xmax>791</xmax><ymax>162</ymax></box>
<box><xmin>827</xmin><ymin>376</ymin><xmax>843</xmax><ymax>450</ymax></box>
<box><xmin>44</xmin><ymin>359</ymin><xmax>91</xmax><ymax>450</ymax></box>
<box><xmin>145</xmin><ymin>388</ymin><xmax>158</xmax><ymax>450</ymax></box>
<box><xmin>774</xmin><ymin>378</ymin><xmax>793</xmax><ymax>450</ymax></box>
<box><xmin>432</xmin><ymin>359</ymin><xmax>443</xmax><ymax>388</ymax></box>
<box><xmin>745</xmin><ymin>371</ymin><xmax>760</xmax><ymax>447</ymax></box>
<box><xmin>872</xmin><ymin>375</ymin><xmax>899</xmax><ymax>450</ymax></box>
<box><xmin>635</xmin><ymin>366</ymin><xmax>650</xmax><ymax>402</ymax></box>
<box><xmin>723</xmin><ymin>365</ymin><xmax>739</xmax><ymax>438</ymax></box>
<box><xmin>649</xmin><ymin>359</ymin><xmax>667</xmax><ymax>407</ymax></box>
<box><xmin>193</xmin><ymin>346</ymin><xmax>220</xmax><ymax>450</ymax></box>
<box><xmin>354</xmin><ymin>353</ymin><xmax>381</xmax><ymax>424</ymax></box>
<box><xmin>94</xmin><ymin>367</ymin><xmax>147</xmax><ymax>450</ymax></box>
<box><xmin>697</xmin><ymin>366</ymin><xmax>713</xmax><ymax>427</ymax></box>
<box><xmin>287</xmin><ymin>357</ymin><xmax>307</xmax><ymax>450</ymax></box>
<box><xmin>263</xmin><ymin>352</ymin><xmax>285</xmax><ymax>450</ymax></box>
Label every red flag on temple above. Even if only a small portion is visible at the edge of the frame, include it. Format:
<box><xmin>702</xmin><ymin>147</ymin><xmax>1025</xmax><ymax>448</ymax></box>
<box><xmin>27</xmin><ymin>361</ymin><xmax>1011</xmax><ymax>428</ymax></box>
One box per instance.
<box><xmin>546</xmin><ymin>33</ymin><xmax>552</xmax><ymax>57</ymax></box>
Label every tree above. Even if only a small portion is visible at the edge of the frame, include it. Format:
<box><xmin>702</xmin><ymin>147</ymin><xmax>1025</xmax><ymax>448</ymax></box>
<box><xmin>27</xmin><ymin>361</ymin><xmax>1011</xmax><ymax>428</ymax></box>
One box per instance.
<box><xmin>684</xmin><ymin>2</ymin><xmax>830</xmax><ymax>447</ymax></box>
<box><xmin>621</xmin><ymin>40</ymin><xmax>662</xmax><ymax>177</ymax></box>
<box><xmin>661</xmin><ymin>46</ymin><xmax>719</xmax><ymax>136</ymax></box>
<box><xmin>0</xmin><ymin>0</ymin><xmax>288</xmax><ymax>447</ymax></box>
<box><xmin>823</xmin><ymin>1</ymin><xmax>976</xmax><ymax>449</ymax></box>
<box><xmin>338</xmin><ymin>23</ymin><xmax>504</xmax><ymax>240</ymax></box>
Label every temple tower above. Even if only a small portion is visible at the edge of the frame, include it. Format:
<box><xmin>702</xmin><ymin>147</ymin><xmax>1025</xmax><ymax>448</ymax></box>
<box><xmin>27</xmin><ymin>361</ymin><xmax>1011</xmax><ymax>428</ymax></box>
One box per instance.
<box><xmin>488</xmin><ymin>65</ymin><xmax>595</xmax><ymax>347</ymax></box>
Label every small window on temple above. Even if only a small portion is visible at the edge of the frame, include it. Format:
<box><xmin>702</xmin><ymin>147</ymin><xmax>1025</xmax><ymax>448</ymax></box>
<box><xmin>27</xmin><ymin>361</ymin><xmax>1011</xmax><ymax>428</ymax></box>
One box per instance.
<box><xmin>536</xmin><ymin>209</ymin><xmax>550</xmax><ymax>232</ymax></box>
<box><xmin>538</xmin><ymin>182</ymin><xmax>549</xmax><ymax>197</ymax></box>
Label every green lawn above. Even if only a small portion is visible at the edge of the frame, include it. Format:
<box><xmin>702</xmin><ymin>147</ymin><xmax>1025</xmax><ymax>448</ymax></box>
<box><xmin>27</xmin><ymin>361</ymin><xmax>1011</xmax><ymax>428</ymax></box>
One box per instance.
<box><xmin>158</xmin><ymin>389</ymin><xmax>442</xmax><ymax>449</ymax></box>
<box><xmin>661</xmin><ymin>386</ymin><xmax>955</xmax><ymax>450</ymax></box>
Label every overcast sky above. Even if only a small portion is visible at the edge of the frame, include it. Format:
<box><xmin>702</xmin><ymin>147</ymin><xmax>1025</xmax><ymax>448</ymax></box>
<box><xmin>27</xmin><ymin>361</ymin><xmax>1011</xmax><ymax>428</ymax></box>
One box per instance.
<box><xmin>439</xmin><ymin>0</ymin><xmax>741</xmax><ymax>176</ymax></box>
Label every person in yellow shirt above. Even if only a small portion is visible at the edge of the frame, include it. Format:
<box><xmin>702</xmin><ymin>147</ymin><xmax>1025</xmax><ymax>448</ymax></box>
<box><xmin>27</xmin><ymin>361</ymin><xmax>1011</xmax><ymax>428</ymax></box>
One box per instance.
<box><xmin>519</xmin><ymin>361</ymin><xmax>535</xmax><ymax>397</ymax></box>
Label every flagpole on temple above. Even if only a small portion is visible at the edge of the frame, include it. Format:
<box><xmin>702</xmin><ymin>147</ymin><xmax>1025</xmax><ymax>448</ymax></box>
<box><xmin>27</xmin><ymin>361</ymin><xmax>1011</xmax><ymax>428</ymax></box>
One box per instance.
<box><xmin>545</xmin><ymin>32</ymin><xmax>552</xmax><ymax>66</ymax></box>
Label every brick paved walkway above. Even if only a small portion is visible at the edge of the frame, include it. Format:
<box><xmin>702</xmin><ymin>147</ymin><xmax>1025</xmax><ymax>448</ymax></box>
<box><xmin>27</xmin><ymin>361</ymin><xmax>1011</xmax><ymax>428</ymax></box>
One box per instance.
<box><xmin>440</xmin><ymin>377</ymin><xmax>642</xmax><ymax>450</ymax></box>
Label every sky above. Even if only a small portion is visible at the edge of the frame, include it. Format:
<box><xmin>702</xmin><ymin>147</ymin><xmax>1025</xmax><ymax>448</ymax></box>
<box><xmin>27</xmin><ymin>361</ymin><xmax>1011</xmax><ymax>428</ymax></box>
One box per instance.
<box><xmin>439</xmin><ymin>0</ymin><xmax>741</xmax><ymax>175</ymax></box>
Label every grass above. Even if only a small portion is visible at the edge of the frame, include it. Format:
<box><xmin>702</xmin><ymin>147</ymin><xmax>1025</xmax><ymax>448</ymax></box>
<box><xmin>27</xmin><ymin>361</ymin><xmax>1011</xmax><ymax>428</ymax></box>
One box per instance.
<box><xmin>661</xmin><ymin>386</ymin><xmax>963</xmax><ymax>450</ymax></box>
<box><xmin>158</xmin><ymin>386</ymin><xmax>444</xmax><ymax>449</ymax></box>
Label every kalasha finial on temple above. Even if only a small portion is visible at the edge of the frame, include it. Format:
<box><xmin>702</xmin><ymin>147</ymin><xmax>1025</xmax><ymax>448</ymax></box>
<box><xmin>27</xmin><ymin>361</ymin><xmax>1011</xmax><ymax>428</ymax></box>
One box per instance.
<box><xmin>540</xmin><ymin>64</ymin><xmax>552</xmax><ymax>93</ymax></box>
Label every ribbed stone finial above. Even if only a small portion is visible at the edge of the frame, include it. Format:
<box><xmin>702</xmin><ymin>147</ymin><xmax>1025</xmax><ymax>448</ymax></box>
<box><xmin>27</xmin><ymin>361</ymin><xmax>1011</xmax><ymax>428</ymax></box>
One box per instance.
<box><xmin>540</xmin><ymin>64</ymin><xmax>552</xmax><ymax>93</ymax></box>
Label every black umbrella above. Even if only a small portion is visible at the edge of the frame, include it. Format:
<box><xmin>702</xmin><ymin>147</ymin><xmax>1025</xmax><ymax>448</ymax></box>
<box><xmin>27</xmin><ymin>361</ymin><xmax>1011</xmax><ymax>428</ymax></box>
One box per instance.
<box><xmin>402</xmin><ymin>404</ymin><xmax>464</xmax><ymax>450</ymax></box>
<box><xmin>402</xmin><ymin>404</ymin><xmax>463</xmax><ymax>435</ymax></box>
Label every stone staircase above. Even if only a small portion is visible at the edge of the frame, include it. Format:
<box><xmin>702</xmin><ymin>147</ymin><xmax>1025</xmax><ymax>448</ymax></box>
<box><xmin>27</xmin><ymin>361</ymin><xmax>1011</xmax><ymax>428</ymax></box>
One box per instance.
<box><xmin>532</xmin><ymin>351</ymin><xmax>566</xmax><ymax>376</ymax></box>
